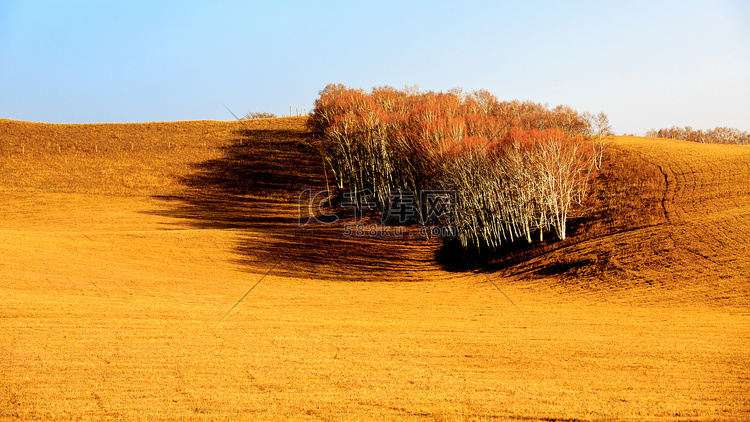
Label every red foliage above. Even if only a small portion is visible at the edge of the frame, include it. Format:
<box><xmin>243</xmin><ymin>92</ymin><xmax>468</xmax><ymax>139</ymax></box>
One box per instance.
<box><xmin>308</xmin><ymin>84</ymin><xmax>597</xmax><ymax>249</ymax></box>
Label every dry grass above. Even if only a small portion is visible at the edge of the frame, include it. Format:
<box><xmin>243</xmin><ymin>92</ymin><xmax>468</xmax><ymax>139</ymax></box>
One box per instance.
<box><xmin>499</xmin><ymin>137</ymin><xmax>750</xmax><ymax>303</ymax></box>
<box><xmin>0</xmin><ymin>118</ymin><xmax>287</xmax><ymax>195</ymax></box>
<box><xmin>1</xmin><ymin>118</ymin><xmax>749</xmax><ymax>420</ymax></box>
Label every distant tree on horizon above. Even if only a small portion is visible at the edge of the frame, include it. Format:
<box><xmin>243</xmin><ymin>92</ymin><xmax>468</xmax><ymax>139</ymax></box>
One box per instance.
<box><xmin>646</xmin><ymin>126</ymin><xmax>749</xmax><ymax>145</ymax></box>
<box><xmin>243</xmin><ymin>111</ymin><xmax>277</xmax><ymax>119</ymax></box>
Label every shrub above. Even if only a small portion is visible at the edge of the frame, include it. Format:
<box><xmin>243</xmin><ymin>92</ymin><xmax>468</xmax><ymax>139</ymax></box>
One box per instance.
<box><xmin>243</xmin><ymin>111</ymin><xmax>277</xmax><ymax>119</ymax></box>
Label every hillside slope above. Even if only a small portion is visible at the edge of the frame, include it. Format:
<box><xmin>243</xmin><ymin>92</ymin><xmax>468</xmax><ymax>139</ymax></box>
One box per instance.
<box><xmin>2</xmin><ymin>117</ymin><xmax>749</xmax><ymax>296</ymax></box>
<box><xmin>500</xmin><ymin>136</ymin><xmax>750</xmax><ymax>303</ymax></box>
<box><xmin>2</xmin><ymin>118</ymin><xmax>749</xmax><ymax>420</ymax></box>
<box><xmin>0</xmin><ymin>118</ymin><xmax>245</xmax><ymax>195</ymax></box>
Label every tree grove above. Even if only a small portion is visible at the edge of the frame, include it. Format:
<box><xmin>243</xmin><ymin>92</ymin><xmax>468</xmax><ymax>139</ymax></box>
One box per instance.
<box><xmin>308</xmin><ymin>84</ymin><xmax>599</xmax><ymax>251</ymax></box>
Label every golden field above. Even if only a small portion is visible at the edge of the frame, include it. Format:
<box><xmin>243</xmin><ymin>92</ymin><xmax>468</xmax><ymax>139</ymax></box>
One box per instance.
<box><xmin>1</xmin><ymin>117</ymin><xmax>748</xmax><ymax>421</ymax></box>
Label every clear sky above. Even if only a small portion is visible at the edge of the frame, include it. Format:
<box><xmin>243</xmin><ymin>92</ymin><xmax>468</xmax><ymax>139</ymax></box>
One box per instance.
<box><xmin>1</xmin><ymin>0</ymin><xmax>748</xmax><ymax>134</ymax></box>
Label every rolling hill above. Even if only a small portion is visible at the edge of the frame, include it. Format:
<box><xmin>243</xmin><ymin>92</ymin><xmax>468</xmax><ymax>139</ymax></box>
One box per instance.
<box><xmin>1</xmin><ymin>117</ymin><xmax>748</xmax><ymax>420</ymax></box>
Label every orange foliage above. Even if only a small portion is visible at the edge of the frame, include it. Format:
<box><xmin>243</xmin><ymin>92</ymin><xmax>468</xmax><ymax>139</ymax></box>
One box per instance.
<box><xmin>309</xmin><ymin>84</ymin><xmax>596</xmax><ymax>250</ymax></box>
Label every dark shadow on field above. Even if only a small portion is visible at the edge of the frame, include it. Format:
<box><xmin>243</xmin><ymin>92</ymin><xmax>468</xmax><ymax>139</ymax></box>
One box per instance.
<box><xmin>434</xmin><ymin>231</ymin><xmax>567</xmax><ymax>274</ymax></box>
<box><xmin>150</xmin><ymin>122</ymin><xmax>439</xmax><ymax>281</ymax></box>
<box><xmin>150</xmin><ymin>123</ymin><xmax>659</xmax><ymax>281</ymax></box>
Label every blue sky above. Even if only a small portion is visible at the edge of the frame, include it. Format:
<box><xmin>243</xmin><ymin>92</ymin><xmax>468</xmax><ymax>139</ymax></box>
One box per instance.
<box><xmin>1</xmin><ymin>0</ymin><xmax>748</xmax><ymax>134</ymax></box>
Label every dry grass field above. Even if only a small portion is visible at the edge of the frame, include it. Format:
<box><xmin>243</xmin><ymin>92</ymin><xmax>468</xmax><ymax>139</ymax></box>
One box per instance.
<box><xmin>1</xmin><ymin>117</ymin><xmax>749</xmax><ymax>421</ymax></box>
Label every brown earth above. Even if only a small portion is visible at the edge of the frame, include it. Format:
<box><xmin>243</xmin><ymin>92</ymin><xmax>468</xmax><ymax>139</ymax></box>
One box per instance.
<box><xmin>1</xmin><ymin>117</ymin><xmax>748</xmax><ymax>421</ymax></box>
